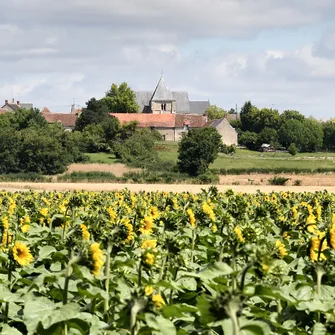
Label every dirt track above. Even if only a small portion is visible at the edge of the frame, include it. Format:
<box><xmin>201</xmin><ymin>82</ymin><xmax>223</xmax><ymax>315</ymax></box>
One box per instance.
<box><xmin>1</xmin><ymin>182</ymin><xmax>335</xmax><ymax>194</ymax></box>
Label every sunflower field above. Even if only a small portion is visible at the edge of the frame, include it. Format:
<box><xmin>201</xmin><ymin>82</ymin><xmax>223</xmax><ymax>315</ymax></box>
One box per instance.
<box><xmin>1</xmin><ymin>188</ymin><xmax>335</xmax><ymax>334</ymax></box>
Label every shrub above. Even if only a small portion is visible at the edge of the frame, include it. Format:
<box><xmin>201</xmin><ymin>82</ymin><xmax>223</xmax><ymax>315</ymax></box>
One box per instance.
<box><xmin>294</xmin><ymin>179</ymin><xmax>302</xmax><ymax>186</ymax></box>
<box><xmin>114</xmin><ymin>129</ymin><xmax>159</xmax><ymax>168</ymax></box>
<box><xmin>197</xmin><ymin>172</ymin><xmax>219</xmax><ymax>184</ymax></box>
<box><xmin>288</xmin><ymin>143</ymin><xmax>298</xmax><ymax>156</ymax></box>
<box><xmin>268</xmin><ymin>176</ymin><xmax>290</xmax><ymax>185</ymax></box>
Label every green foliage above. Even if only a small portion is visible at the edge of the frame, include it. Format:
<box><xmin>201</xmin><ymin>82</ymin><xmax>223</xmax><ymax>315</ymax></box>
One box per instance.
<box><xmin>18</xmin><ymin>128</ymin><xmax>71</xmax><ymax>174</ymax></box>
<box><xmin>259</xmin><ymin>127</ymin><xmax>279</xmax><ymax>147</ymax></box>
<box><xmin>0</xmin><ymin>121</ymin><xmax>85</xmax><ymax>175</ymax></box>
<box><xmin>239</xmin><ymin>131</ymin><xmax>259</xmax><ymax>150</ymax></box>
<box><xmin>2</xmin><ymin>190</ymin><xmax>335</xmax><ymax>334</ymax></box>
<box><xmin>178</xmin><ymin>128</ymin><xmax>222</xmax><ymax>176</ymax></box>
<box><xmin>323</xmin><ymin>119</ymin><xmax>335</xmax><ymax>150</ymax></box>
<box><xmin>280</xmin><ymin>109</ymin><xmax>305</xmax><ymax>124</ymax></box>
<box><xmin>288</xmin><ymin>143</ymin><xmax>299</xmax><ymax>156</ymax></box>
<box><xmin>268</xmin><ymin>175</ymin><xmax>290</xmax><ymax>185</ymax></box>
<box><xmin>206</xmin><ymin>105</ymin><xmax>226</xmax><ymax>120</ymax></box>
<box><xmin>74</xmin><ymin>98</ymin><xmax>111</xmax><ymax>131</ymax></box>
<box><xmin>279</xmin><ymin>118</ymin><xmax>323</xmax><ymax>152</ymax></box>
<box><xmin>104</xmin><ymin>82</ymin><xmax>139</xmax><ymax>113</ymax></box>
<box><xmin>220</xmin><ymin>144</ymin><xmax>236</xmax><ymax>155</ymax></box>
<box><xmin>115</xmin><ymin>128</ymin><xmax>159</xmax><ymax>167</ymax></box>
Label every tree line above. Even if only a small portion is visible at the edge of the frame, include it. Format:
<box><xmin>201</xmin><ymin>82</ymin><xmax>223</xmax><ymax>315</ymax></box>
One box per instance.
<box><xmin>226</xmin><ymin>101</ymin><xmax>335</xmax><ymax>153</ymax></box>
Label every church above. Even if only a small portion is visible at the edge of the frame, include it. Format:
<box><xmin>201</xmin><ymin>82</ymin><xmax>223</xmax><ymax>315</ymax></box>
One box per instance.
<box><xmin>134</xmin><ymin>75</ymin><xmax>210</xmax><ymax>115</ymax></box>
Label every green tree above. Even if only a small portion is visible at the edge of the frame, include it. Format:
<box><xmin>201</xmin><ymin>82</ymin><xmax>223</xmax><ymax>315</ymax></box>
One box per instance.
<box><xmin>18</xmin><ymin>128</ymin><xmax>70</xmax><ymax>174</ymax></box>
<box><xmin>0</xmin><ymin>129</ymin><xmax>21</xmax><ymax>173</ymax></box>
<box><xmin>177</xmin><ymin>128</ymin><xmax>222</xmax><ymax>176</ymax></box>
<box><xmin>259</xmin><ymin>127</ymin><xmax>279</xmax><ymax>147</ymax></box>
<box><xmin>206</xmin><ymin>105</ymin><xmax>227</xmax><ymax>120</ymax></box>
<box><xmin>279</xmin><ymin>118</ymin><xmax>323</xmax><ymax>152</ymax></box>
<box><xmin>239</xmin><ymin>131</ymin><xmax>260</xmax><ymax>150</ymax></box>
<box><xmin>280</xmin><ymin>110</ymin><xmax>305</xmax><ymax>125</ymax></box>
<box><xmin>104</xmin><ymin>82</ymin><xmax>139</xmax><ymax>113</ymax></box>
<box><xmin>74</xmin><ymin>98</ymin><xmax>110</xmax><ymax>131</ymax></box>
<box><xmin>323</xmin><ymin>119</ymin><xmax>335</xmax><ymax>151</ymax></box>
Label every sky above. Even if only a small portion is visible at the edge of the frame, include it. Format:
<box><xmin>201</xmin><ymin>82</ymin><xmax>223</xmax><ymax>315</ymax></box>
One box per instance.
<box><xmin>1</xmin><ymin>0</ymin><xmax>335</xmax><ymax>119</ymax></box>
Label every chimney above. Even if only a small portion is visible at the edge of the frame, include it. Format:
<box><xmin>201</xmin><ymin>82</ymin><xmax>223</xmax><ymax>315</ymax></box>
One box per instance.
<box><xmin>17</xmin><ymin>100</ymin><xmax>20</xmax><ymax>105</ymax></box>
<box><xmin>5</xmin><ymin>99</ymin><xmax>8</xmax><ymax>104</ymax></box>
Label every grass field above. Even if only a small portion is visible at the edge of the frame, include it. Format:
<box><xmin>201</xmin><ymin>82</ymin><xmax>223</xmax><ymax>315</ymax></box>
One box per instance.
<box><xmin>86</xmin><ymin>142</ymin><xmax>335</xmax><ymax>173</ymax></box>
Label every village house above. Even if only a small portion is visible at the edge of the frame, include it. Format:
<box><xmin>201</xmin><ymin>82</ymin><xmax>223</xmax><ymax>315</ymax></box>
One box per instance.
<box><xmin>41</xmin><ymin>107</ymin><xmax>78</xmax><ymax>131</ymax></box>
<box><xmin>1</xmin><ymin>99</ymin><xmax>33</xmax><ymax>112</ymax></box>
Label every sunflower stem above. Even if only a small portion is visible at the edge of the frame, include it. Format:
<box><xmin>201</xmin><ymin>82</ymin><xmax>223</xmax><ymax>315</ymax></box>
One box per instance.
<box><xmin>4</xmin><ymin>258</ymin><xmax>13</xmax><ymax>324</ymax></box>
<box><xmin>104</xmin><ymin>243</ymin><xmax>112</xmax><ymax>320</ymax></box>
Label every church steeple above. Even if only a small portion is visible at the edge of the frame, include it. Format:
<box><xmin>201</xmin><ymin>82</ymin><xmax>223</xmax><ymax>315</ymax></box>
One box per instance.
<box><xmin>151</xmin><ymin>75</ymin><xmax>174</xmax><ymax>102</ymax></box>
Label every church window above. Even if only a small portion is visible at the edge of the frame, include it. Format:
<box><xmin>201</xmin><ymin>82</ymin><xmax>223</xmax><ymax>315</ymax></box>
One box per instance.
<box><xmin>161</xmin><ymin>103</ymin><xmax>166</xmax><ymax>111</ymax></box>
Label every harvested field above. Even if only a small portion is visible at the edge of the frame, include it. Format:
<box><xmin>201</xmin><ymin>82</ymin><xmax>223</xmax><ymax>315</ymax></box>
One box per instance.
<box><xmin>219</xmin><ymin>173</ymin><xmax>335</xmax><ymax>186</ymax></box>
<box><xmin>66</xmin><ymin>163</ymin><xmax>140</xmax><ymax>177</ymax></box>
<box><xmin>1</xmin><ymin>182</ymin><xmax>335</xmax><ymax>194</ymax></box>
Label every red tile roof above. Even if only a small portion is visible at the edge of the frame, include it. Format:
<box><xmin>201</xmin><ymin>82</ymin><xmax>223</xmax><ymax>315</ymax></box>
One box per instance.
<box><xmin>175</xmin><ymin>114</ymin><xmax>207</xmax><ymax>128</ymax></box>
<box><xmin>43</xmin><ymin>113</ymin><xmax>77</xmax><ymax>127</ymax></box>
<box><xmin>110</xmin><ymin>113</ymin><xmax>176</xmax><ymax>128</ymax></box>
<box><xmin>41</xmin><ymin>107</ymin><xmax>51</xmax><ymax>114</ymax></box>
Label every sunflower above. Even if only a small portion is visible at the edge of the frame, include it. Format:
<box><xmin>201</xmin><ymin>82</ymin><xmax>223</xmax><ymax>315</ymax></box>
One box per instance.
<box><xmin>234</xmin><ymin>226</ymin><xmax>245</xmax><ymax>243</ymax></box>
<box><xmin>152</xmin><ymin>293</ymin><xmax>165</xmax><ymax>309</ymax></box>
<box><xmin>144</xmin><ymin>253</ymin><xmax>155</xmax><ymax>266</ymax></box>
<box><xmin>80</xmin><ymin>224</ymin><xmax>90</xmax><ymax>241</ymax></box>
<box><xmin>139</xmin><ymin>216</ymin><xmax>154</xmax><ymax>235</ymax></box>
<box><xmin>145</xmin><ymin>285</ymin><xmax>154</xmax><ymax>296</ymax></box>
<box><xmin>186</xmin><ymin>208</ymin><xmax>196</xmax><ymax>228</ymax></box>
<box><xmin>40</xmin><ymin>208</ymin><xmax>48</xmax><ymax>217</ymax></box>
<box><xmin>89</xmin><ymin>243</ymin><xmax>104</xmax><ymax>276</ymax></box>
<box><xmin>12</xmin><ymin>242</ymin><xmax>34</xmax><ymax>266</ymax></box>
<box><xmin>141</xmin><ymin>239</ymin><xmax>157</xmax><ymax>250</ymax></box>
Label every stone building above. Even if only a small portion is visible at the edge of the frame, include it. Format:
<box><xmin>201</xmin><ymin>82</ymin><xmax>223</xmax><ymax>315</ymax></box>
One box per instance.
<box><xmin>135</xmin><ymin>76</ymin><xmax>210</xmax><ymax>115</ymax></box>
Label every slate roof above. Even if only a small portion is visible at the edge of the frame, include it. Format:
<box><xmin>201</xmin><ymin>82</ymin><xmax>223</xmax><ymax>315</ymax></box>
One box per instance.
<box><xmin>204</xmin><ymin>118</ymin><xmax>236</xmax><ymax>131</ymax></box>
<box><xmin>110</xmin><ymin>113</ymin><xmax>176</xmax><ymax>128</ymax></box>
<box><xmin>135</xmin><ymin>91</ymin><xmax>152</xmax><ymax>113</ymax></box>
<box><xmin>188</xmin><ymin>101</ymin><xmax>210</xmax><ymax>115</ymax></box>
<box><xmin>135</xmin><ymin>91</ymin><xmax>190</xmax><ymax>114</ymax></box>
<box><xmin>42</xmin><ymin>113</ymin><xmax>77</xmax><ymax>127</ymax></box>
<box><xmin>151</xmin><ymin>76</ymin><xmax>174</xmax><ymax>101</ymax></box>
<box><xmin>175</xmin><ymin>114</ymin><xmax>207</xmax><ymax>128</ymax></box>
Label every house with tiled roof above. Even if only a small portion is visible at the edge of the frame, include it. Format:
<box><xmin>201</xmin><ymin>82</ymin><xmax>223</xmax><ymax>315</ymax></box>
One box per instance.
<box><xmin>111</xmin><ymin>113</ymin><xmax>208</xmax><ymax>141</ymax></box>
<box><xmin>1</xmin><ymin>99</ymin><xmax>33</xmax><ymax>112</ymax></box>
<box><xmin>41</xmin><ymin>108</ymin><xmax>77</xmax><ymax>131</ymax></box>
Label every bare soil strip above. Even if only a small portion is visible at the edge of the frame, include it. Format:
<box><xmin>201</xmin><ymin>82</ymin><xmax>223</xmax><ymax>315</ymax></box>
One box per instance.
<box><xmin>1</xmin><ymin>182</ymin><xmax>335</xmax><ymax>194</ymax></box>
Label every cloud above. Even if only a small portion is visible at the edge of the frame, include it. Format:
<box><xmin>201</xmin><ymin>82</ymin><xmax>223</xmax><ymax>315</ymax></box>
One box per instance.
<box><xmin>0</xmin><ymin>1</ymin><xmax>334</xmax><ymax>117</ymax></box>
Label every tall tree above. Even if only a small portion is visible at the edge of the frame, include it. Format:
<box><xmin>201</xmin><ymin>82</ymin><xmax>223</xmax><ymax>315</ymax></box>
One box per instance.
<box><xmin>74</xmin><ymin>98</ymin><xmax>110</xmax><ymax>131</ymax></box>
<box><xmin>104</xmin><ymin>82</ymin><xmax>139</xmax><ymax>113</ymax></box>
<box><xmin>177</xmin><ymin>128</ymin><xmax>222</xmax><ymax>176</ymax></box>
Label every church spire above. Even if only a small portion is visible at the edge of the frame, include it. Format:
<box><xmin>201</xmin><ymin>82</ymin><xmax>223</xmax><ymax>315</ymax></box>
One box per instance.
<box><xmin>151</xmin><ymin>74</ymin><xmax>174</xmax><ymax>101</ymax></box>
